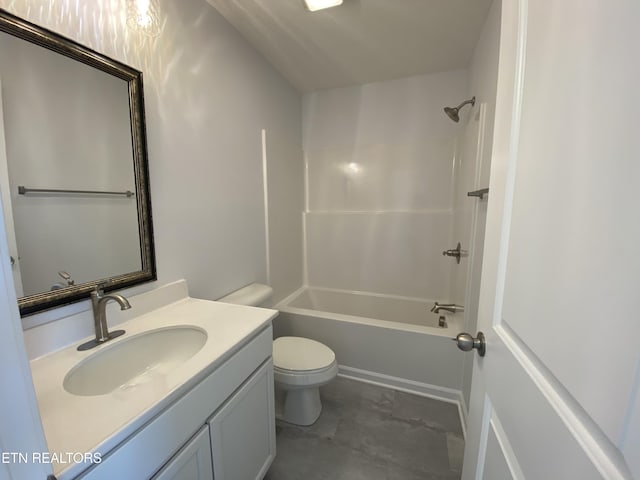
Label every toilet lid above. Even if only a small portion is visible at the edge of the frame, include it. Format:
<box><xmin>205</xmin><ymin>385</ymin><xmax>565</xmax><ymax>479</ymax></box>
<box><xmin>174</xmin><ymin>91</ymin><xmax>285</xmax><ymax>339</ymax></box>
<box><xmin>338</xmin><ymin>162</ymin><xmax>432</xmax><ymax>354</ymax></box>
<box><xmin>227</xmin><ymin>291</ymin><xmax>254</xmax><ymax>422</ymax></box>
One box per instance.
<box><xmin>273</xmin><ymin>337</ymin><xmax>335</xmax><ymax>372</ymax></box>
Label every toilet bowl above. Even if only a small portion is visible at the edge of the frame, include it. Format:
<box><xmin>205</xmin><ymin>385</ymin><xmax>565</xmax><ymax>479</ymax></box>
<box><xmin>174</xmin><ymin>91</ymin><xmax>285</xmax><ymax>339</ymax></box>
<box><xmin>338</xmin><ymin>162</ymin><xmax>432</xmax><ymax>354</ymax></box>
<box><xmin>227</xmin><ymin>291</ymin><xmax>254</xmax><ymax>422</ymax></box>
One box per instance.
<box><xmin>273</xmin><ymin>336</ymin><xmax>339</xmax><ymax>425</ymax></box>
<box><xmin>218</xmin><ymin>283</ymin><xmax>338</xmax><ymax>426</ymax></box>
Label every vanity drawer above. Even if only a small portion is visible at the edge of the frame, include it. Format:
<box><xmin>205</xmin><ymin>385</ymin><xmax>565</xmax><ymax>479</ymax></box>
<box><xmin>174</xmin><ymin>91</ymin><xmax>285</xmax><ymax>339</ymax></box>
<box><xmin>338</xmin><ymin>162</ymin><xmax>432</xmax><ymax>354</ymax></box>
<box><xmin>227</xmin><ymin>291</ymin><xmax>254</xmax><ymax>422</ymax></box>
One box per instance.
<box><xmin>77</xmin><ymin>325</ymin><xmax>272</xmax><ymax>480</ymax></box>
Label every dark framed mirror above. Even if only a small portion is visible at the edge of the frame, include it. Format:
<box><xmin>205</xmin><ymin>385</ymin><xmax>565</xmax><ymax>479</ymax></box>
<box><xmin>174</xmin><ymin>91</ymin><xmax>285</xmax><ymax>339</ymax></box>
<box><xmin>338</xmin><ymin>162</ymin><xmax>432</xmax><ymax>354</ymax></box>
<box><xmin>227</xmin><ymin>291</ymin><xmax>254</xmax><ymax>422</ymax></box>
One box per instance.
<box><xmin>0</xmin><ymin>9</ymin><xmax>156</xmax><ymax>316</ymax></box>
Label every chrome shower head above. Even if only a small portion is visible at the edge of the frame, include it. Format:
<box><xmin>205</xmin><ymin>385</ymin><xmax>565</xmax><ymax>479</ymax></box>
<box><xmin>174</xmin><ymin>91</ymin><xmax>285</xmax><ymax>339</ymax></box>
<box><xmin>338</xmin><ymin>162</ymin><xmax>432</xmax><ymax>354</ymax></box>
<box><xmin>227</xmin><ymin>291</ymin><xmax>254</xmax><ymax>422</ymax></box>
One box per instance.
<box><xmin>443</xmin><ymin>96</ymin><xmax>476</xmax><ymax>123</ymax></box>
<box><xmin>444</xmin><ymin>106</ymin><xmax>460</xmax><ymax>122</ymax></box>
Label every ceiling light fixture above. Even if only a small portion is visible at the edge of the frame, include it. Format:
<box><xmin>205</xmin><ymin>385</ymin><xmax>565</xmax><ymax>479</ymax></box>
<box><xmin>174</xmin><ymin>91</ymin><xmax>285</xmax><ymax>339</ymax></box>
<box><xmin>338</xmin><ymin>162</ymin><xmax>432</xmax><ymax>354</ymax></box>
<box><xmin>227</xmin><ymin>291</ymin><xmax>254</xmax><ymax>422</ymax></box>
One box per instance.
<box><xmin>303</xmin><ymin>0</ymin><xmax>344</xmax><ymax>12</ymax></box>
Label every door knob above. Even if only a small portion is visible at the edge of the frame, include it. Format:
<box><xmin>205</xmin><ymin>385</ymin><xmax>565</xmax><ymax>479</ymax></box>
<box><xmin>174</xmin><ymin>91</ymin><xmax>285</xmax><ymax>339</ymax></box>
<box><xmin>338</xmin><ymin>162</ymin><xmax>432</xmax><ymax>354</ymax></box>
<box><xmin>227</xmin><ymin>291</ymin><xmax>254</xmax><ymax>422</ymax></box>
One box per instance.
<box><xmin>453</xmin><ymin>332</ymin><xmax>486</xmax><ymax>357</ymax></box>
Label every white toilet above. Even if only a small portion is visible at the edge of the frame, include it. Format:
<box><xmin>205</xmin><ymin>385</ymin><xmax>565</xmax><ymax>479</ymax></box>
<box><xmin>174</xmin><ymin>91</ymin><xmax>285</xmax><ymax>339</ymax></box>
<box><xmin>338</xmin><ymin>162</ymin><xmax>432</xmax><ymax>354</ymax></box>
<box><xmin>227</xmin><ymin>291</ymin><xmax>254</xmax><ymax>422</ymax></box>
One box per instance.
<box><xmin>218</xmin><ymin>283</ymin><xmax>338</xmax><ymax>426</ymax></box>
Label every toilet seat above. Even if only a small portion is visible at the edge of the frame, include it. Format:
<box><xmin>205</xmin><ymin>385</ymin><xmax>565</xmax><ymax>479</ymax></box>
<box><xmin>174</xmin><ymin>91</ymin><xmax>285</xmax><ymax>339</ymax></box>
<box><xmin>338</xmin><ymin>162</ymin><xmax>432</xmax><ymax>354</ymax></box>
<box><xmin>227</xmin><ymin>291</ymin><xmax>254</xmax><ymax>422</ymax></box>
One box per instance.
<box><xmin>274</xmin><ymin>363</ymin><xmax>338</xmax><ymax>387</ymax></box>
<box><xmin>273</xmin><ymin>337</ymin><xmax>338</xmax><ymax>388</ymax></box>
<box><xmin>273</xmin><ymin>336</ymin><xmax>335</xmax><ymax>372</ymax></box>
<box><xmin>275</xmin><ymin>363</ymin><xmax>334</xmax><ymax>375</ymax></box>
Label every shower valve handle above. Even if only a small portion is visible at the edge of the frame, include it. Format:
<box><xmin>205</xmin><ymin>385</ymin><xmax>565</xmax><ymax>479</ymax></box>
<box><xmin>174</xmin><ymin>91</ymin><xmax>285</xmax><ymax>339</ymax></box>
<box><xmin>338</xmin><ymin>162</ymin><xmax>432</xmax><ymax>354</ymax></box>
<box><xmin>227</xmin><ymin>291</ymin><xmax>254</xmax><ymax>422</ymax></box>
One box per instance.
<box><xmin>442</xmin><ymin>242</ymin><xmax>467</xmax><ymax>264</ymax></box>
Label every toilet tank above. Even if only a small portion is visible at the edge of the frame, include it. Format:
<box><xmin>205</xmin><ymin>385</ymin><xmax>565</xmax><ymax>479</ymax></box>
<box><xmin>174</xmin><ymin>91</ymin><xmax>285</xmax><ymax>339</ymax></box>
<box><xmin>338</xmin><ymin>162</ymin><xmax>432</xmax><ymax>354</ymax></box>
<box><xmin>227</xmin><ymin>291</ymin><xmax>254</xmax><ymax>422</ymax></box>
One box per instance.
<box><xmin>218</xmin><ymin>283</ymin><xmax>273</xmax><ymax>307</ymax></box>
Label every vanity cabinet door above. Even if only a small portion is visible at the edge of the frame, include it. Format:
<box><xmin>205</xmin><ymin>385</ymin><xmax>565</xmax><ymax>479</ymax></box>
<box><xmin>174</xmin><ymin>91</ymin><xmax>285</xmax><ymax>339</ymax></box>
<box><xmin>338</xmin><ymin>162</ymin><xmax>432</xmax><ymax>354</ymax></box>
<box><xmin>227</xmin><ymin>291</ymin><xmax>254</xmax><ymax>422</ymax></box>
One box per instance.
<box><xmin>208</xmin><ymin>359</ymin><xmax>276</xmax><ymax>480</ymax></box>
<box><xmin>152</xmin><ymin>426</ymin><xmax>213</xmax><ymax>480</ymax></box>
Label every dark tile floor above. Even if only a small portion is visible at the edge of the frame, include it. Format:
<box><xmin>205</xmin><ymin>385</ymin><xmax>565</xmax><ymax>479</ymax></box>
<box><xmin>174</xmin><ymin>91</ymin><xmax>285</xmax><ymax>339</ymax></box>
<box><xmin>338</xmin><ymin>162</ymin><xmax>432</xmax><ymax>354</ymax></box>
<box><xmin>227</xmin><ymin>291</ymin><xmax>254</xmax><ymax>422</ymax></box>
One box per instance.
<box><xmin>265</xmin><ymin>377</ymin><xmax>464</xmax><ymax>480</ymax></box>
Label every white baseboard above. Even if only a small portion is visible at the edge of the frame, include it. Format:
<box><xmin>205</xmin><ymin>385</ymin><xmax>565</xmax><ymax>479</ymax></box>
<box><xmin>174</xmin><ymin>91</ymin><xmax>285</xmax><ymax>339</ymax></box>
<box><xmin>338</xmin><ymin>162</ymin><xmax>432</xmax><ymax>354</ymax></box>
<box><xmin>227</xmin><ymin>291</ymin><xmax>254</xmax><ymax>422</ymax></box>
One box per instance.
<box><xmin>338</xmin><ymin>365</ymin><xmax>468</xmax><ymax>438</ymax></box>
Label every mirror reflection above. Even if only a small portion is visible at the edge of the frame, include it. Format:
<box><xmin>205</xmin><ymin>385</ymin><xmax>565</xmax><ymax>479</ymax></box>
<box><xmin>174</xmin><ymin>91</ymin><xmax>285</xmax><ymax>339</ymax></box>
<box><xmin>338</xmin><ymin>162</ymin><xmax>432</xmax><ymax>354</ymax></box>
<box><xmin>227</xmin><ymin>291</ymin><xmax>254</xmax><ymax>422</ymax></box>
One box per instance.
<box><xmin>0</xmin><ymin>10</ymin><xmax>156</xmax><ymax>315</ymax></box>
<box><xmin>0</xmin><ymin>30</ymin><xmax>141</xmax><ymax>297</ymax></box>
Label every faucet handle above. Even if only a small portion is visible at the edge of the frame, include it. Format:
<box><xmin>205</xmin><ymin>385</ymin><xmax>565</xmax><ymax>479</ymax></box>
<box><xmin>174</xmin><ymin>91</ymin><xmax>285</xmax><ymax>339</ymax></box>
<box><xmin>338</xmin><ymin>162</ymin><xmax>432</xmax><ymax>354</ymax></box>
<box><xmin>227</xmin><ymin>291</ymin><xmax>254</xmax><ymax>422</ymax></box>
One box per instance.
<box><xmin>93</xmin><ymin>281</ymin><xmax>111</xmax><ymax>295</ymax></box>
<box><xmin>58</xmin><ymin>270</ymin><xmax>75</xmax><ymax>286</ymax></box>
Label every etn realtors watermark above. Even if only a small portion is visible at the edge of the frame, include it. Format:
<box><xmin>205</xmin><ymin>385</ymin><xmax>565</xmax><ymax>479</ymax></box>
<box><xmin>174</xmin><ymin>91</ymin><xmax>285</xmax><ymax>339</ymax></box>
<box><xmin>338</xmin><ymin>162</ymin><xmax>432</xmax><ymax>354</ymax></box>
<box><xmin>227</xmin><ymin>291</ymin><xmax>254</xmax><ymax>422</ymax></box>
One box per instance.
<box><xmin>1</xmin><ymin>451</ymin><xmax>101</xmax><ymax>464</ymax></box>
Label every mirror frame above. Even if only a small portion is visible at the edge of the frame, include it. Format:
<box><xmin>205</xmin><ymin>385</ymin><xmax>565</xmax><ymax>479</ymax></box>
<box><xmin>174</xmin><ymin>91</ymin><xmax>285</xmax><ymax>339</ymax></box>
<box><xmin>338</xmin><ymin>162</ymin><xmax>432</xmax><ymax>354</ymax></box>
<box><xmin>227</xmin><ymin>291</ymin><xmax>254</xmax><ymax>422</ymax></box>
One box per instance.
<box><xmin>0</xmin><ymin>9</ymin><xmax>157</xmax><ymax>316</ymax></box>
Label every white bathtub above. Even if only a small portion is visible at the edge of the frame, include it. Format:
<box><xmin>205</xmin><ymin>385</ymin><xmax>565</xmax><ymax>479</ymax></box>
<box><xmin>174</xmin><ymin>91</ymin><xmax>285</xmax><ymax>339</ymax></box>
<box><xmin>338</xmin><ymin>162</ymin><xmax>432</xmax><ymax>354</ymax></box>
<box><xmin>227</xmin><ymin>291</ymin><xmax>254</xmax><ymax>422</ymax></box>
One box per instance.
<box><xmin>274</xmin><ymin>287</ymin><xmax>465</xmax><ymax>405</ymax></box>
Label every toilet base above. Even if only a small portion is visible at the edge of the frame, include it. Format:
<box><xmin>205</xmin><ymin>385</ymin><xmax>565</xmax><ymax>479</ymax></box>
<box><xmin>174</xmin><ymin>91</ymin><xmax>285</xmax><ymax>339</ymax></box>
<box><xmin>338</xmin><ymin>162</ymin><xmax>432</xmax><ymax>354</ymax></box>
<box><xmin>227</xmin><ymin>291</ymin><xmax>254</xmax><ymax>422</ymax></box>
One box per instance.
<box><xmin>275</xmin><ymin>385</ymin><xmax>322</xmax><ymax>426</ymax></box>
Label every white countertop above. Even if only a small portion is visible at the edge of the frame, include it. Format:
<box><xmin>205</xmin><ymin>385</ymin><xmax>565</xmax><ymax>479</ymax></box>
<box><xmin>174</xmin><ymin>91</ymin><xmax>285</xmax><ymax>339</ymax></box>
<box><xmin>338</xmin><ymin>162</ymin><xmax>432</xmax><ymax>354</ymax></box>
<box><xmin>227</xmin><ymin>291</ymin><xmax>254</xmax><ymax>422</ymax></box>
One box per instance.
<box><xmin>29</xmin><ymin>285</ymin><xmax>276</xmax><ymax>479</ymax></box>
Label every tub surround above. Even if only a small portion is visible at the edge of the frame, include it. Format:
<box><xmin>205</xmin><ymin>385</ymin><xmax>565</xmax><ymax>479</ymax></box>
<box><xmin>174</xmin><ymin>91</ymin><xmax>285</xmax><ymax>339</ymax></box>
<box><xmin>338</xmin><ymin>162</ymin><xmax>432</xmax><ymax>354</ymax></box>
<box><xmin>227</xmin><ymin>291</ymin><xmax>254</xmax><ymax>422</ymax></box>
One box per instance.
<box><xmin>274</xmin><ymin>286</ymin><xmax>466</xmax><ymax>419</ymax></box>
<box><xmin>302</xmin><ymin>70</ymin><xmax>468</xmax><ymax>302</ymax></box>
<box><xmin>283</xmin><ymin>286</ymin><xmax>461</xmax><ymax>333</ymax></box>
<box><xmin>28</xmin><ymin>281</ymin><xmax>277</xmax><ymax>479</ymax></box>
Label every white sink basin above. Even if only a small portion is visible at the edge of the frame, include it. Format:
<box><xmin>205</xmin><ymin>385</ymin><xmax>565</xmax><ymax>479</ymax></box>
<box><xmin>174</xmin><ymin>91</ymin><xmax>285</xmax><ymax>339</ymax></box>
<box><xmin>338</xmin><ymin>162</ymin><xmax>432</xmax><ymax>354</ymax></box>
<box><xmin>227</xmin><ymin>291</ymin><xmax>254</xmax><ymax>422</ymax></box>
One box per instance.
<box><xmin>64</xmin><ymin>326</ymin><xmax>208</xmax><ymax>396</ymax></box>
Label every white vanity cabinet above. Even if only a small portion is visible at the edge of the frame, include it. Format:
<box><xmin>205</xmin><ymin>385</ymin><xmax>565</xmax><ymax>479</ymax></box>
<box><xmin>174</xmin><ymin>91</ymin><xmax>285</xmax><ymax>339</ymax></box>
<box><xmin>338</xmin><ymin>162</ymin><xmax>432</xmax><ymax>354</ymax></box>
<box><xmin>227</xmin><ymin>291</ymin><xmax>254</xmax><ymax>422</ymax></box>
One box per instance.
<box><xmin>77</xmin><ymin>325</ymin><xmax>275</xmax><ymax>480</ymax></box>
<box><xmin>151</xmin><ymin>426</ymin><xmax>213</xmax><ymax>480</ymax></box>
<box><xmin>153</xmin><ymin>359</ymin><xmax>276</xmax><ymax>480</ymax></box>
<box><xmin>208</xmin><ymin>360</ymin><xmax>276</xmax><ymax>480</ymax></box>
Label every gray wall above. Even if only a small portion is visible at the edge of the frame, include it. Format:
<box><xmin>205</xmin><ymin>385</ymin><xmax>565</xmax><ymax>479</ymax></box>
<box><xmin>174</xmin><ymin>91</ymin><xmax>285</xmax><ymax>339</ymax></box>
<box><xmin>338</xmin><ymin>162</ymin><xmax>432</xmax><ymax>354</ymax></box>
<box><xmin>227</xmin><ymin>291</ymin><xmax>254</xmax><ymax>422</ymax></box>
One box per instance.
<box><xmin>0</xmin><ymin>0</ymin><xmax>303</xmax><ymax>329</ymax></box>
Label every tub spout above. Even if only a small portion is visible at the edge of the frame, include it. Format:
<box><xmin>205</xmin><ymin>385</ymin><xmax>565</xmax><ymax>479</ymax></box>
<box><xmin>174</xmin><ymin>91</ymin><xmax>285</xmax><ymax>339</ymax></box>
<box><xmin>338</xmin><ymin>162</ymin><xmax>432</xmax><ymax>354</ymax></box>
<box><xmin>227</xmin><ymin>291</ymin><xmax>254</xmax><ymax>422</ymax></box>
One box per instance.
<box><xmin>431</xmin><ymin>302</ymin><xmax>464</xmax><ymax>314</ymax></box>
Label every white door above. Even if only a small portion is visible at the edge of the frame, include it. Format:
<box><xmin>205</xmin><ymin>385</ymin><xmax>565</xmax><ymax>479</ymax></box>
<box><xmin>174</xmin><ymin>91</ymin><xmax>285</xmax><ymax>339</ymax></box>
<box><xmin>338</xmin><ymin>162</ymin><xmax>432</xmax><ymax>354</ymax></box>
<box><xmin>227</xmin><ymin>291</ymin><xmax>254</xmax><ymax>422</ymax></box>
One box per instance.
<box><xmin>0</xmin><ymin>144</ymin><xmax>50</xmax><ymax>478</ymax></box>
<box><xmin>462</xmin><ymin>0</ymin><xmax>640</xmax><ymax>478</ymax></box>
<box><xmin>0</xmin><ymin>79</ymin><xmax>24</xmax><ymax>296</ymax></box>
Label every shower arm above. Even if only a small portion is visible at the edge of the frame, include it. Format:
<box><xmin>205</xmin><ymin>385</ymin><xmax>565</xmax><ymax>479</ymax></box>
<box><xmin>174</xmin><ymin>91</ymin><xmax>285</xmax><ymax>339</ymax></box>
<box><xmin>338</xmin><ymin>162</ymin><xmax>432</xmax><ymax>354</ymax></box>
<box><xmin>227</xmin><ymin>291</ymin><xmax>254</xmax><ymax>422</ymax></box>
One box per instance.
<box><xmin>454</xmin><ymin>98</ymin><xmax>475</xmax><ymax>110</ymax></box>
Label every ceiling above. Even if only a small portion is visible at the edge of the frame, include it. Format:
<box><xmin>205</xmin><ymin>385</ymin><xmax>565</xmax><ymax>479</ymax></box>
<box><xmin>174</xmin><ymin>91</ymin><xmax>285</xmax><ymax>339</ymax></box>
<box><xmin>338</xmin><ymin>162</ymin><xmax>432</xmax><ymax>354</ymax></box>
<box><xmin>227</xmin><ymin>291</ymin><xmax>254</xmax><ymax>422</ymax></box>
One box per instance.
<box><xmin>205</xmin><ymin>0</ymin><xmax>494</xmax><ymax>92</ymax></box>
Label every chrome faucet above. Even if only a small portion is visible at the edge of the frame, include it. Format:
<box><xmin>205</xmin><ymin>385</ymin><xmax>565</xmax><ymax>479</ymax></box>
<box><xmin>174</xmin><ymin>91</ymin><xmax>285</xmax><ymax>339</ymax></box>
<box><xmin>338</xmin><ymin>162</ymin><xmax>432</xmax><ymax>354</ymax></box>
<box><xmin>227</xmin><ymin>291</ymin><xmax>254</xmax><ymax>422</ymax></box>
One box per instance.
<box><xmin>430</xmin><ymin>302</ymin><xmax>464</xmax><ymax>314</ymax></box>
<box><xmin>77</xmin><ymin>285</ymin><xmax>131</xmax><ymax>351</ymax></box>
